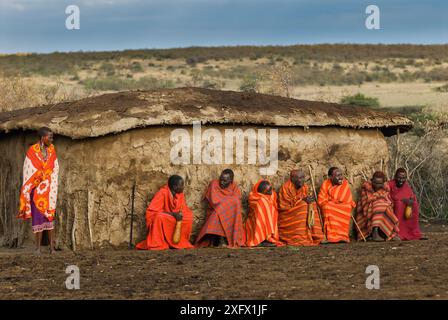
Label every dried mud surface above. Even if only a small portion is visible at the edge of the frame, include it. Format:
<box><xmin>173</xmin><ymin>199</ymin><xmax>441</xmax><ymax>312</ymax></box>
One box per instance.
<box><xmin>1</xmin><ymin>222</ymin><xmax>447</xmax><ymax>300</ymax></box>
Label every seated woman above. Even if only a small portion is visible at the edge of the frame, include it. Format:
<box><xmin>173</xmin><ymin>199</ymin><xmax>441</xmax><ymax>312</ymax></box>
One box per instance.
<box><xmin>136</xmin><ymin>175</ymin><xmax>194</xmax><ymax>250</ymax></box>
<box><xmin>245</xmin><ymin>180</ymin><xmax>283</xmax><ymax>247</ymax></box>
<box><xmin>356</xmin><ymin>171</ymin><xmax>400</xmax><ymax>242</ymax></box>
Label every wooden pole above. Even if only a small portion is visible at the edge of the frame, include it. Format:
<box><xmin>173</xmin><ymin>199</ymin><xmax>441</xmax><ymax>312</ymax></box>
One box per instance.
<box><xmin>308</xmin><ymin>165</ymin><xmax>325</xmax><ymax>235</ymax></box>
<box><xmin>129</xmin><ymin>182</ymin><xmax>136</xmax><ymax>249</ymax></box>
<box><xmin>87</xmin><ymin>190</ymin><xmax>94</xmax><ymax>250</ymax></box>
<box><xmin>395</xmin><ymin>128</ymin><xmax>400</xmax><ymax>173</ymax></box>
<box><xmin>351</xmin><ymin>214</ymin><xmax>366</xmax><ymax>242</ymax></box>
<box><xmin>71</xmin><ymin>205</ymin><xmax>77</xmax><ymax>251</ymax></box>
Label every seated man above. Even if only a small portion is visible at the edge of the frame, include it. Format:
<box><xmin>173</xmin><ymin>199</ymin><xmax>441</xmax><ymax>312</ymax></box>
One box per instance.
<box><xmin>136</xmin><ymin>175</ymin><xmax>194</xmax><ymax>250</ymax></box>
<box><xmin>387</xmin><ymin>168</ymin><xmax>425</xmax><ymax>240</ymax></box>
<box><xmin>245</xmin><ymin>180</ymin><xmax>283</xmax><ymax>247</ymax></box>
<box><xmin>278</xmin><ymin>170</ymin><xmax>324</xmax><ymax>246</ymax></box>
<box><xmin>318</xmin><ymin>167</ymin><xmax>356</xmax><ymax>243</ymax></box>
<box><xmin>195</xmin><ymin>169</ymin><xmax>245</xmax><ymax>248</ymax></box>
<box><xmin>356</xmin><ymin>171</ymin><xmax>400</xmax><ymax>242</ymax></box>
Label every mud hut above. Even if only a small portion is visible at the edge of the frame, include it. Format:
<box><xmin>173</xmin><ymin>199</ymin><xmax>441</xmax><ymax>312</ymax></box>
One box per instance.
<box><xmin>0</xmin><ymin>87</ymin><xmax>412</xmax><ymax>249</ymax></box>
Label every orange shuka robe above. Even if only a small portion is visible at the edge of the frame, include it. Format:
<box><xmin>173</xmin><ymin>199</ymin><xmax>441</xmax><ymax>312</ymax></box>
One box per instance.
<box><xmin>317</xmin><ymin>179</ymin><xmax>356</xmax><ymax>243</ymax></box>
<box><xmin>245</xmin><ymin>180</ymin><xmax>283</xmax><ymax>247</ymax></box>
<box><xmin>277</xmin><ymin>180</ymin><xmax>324</xmax><ymax>246</ymax></box>
<box><xmin>136</xmin><ymin>185</ymin><xmax>194</xmax><ymax>250</ymax></box>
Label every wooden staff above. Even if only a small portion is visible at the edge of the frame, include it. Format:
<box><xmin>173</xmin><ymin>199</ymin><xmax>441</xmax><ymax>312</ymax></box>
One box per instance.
<box><xmin>351</xmin><ymin>214</ymin><xmax>366</xmax><ymax>242</ymax></box>
<box><xmin>361</xmin><ymin>170</ymin><xmax>368</xmax><ymax>182</ymax></box>
<box><xmin>355</xmin><ymin>172</ymin><xmax>368</xmax><ymax>242</ymax></box>
<box><xmin>87</xmin><ymin>190</ymin><xmax>94</xmax><ymax>250</ymax></box>
<box><xmin>72</xmin><ymin>205</ymin><xmax>77</xmax><ymax>251</ymax></box>
<box><xmin>308</xmin><ymin>165</ymin><xmax>325</xmax><ymax>235</ymax></box>
<box><xmin>129</xmin><ymin>182</ymin><xmax>136</xmax><ymax>249</ymax></box>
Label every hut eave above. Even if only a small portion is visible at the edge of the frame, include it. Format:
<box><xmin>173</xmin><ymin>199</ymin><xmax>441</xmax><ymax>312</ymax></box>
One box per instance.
<box><xmin>0</xmin><ymin>87</ymin><xmax>413</xmax><ymax>139</ymax></box>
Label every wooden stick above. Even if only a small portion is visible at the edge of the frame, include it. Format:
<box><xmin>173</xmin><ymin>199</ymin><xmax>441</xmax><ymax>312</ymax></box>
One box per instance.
<box><xmin>395</xmin><ymin>128</ymin><xmax>400</xmax><ymax>173</ymax></box>
<box><xmin>0</xmin><ymin>171</ymin><xmax>5</xmax><ymax>237</ymax></box>
<box><xmin>308</xmin><ymin>165</ymin><xmax>325</xmax><ymax>235</ymax></box>
<box><xmin>351</xmin><ymin>214</ymin><xmax>366</xmax><ymax>242</ymax></box>
<box><xmin>129</xmin><ymin>182</ymin><xmax>136</xmax><ymax>249</ymax></box>
<box><xmin>87</xmin><ymin>190</ymin><xmax>94</xmax><ymax>250</ymax></box>
<box><xmin>361</xmin><ymin>170</ymin><xmax>368</xmax><ymax>181</ymax></box>
<box><xmin>71</xmin><ymin>202</ymin><xmax>77</xmax><ymax>251</ymax></box>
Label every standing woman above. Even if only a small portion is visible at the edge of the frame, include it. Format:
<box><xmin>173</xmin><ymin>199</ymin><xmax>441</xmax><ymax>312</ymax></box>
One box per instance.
<box><xmin>18</xmin><ymin>127</ymin><xmax>59</xmax><ymax>254</ymax></box>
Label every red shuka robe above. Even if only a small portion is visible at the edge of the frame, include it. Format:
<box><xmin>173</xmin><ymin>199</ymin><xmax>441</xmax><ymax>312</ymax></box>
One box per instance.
<box><xmin>136</xmin><ymin>185</ymin><xmax>194</xmax><ymax>250</ymax></box>
<box><xmin>195</xmin><ymin>180</ymin><xmax>245</xmax><ymax>248</ymax></box>
<box><xmin>356</xmin><ymin>181</ymin><xmax>399</xmax><ymax>240</ymax></box>
<box><xmin>388</xmin><ymin>180</ymin><xmax>422</xmax><ymax>240</ymax></box>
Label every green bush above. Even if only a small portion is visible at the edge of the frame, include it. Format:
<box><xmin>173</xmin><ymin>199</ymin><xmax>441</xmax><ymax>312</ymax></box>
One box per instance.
<box><xmin>340</xmin><ymin>93</ymin><xmax>380</xmax><ymax>108</ymax></box>
<box><xmin>130</xmin><ymin>61</ymin><xmax>143</xmax><ymax>73</ymax></box>
<box><xmin>434</xmin><ymin>83</ymin><xmax>448</xmax><ymax>93</ymax></box>
<box><xmin>99</xmin><ymin>62</ymin><xmax>115</xmax><ymax>76</ymax></box>
<box><xmin>239</xmin><ymin>75</ymin><xmax>259</xmax><ymax>93</ymax></box>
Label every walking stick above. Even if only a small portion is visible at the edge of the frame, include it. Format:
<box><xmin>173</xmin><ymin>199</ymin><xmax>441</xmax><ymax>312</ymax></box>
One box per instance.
<box><xmin>308</xmin><ymin>165</ymin><xmax>325</xmax><ymax>235</ymax></box>
<box><xmin>306</xmin><ymin>191</ymin><xmax>315</xmax><ymax>229</ymax></box>
<box><xmin>351</xmin><ymin>214</ymin><xmax>366</xmax><ymax>242</ymax></box>
<box><xmin>129</xmin><ymin>181</ymin><xmax>136</xmax><ymax>249</ymax></box>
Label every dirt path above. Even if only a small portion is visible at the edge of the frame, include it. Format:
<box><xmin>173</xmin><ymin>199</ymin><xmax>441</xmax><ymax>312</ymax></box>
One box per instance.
<box><xmin>1</xmin><ymin>223</ymin><xmax>447</xmax><ymax>300</ymax></box>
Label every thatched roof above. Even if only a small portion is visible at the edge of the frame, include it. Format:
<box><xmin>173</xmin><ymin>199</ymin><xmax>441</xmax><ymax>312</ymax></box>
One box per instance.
<box><xmin>0</xmin><ymin>87</ymin><xmax>412</xmax><ymax>139</ymax></box>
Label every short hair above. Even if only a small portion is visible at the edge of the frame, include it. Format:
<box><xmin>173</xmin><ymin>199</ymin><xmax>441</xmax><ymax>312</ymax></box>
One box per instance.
<box><xmin>372</xmin><ymin>171</ymin><xmax>386</xmax><ymax>181</ymax></box>
<box><xmin>168</xmin><ymin>175</ymin><xmax>183</xmax><ymax>190</ymax></box>
<box><xmin>395</xmin><ymin>168</ymin><xmax>407</xmax><ymax>176</ymax></box>
<box><xmin>37</xmin><ymin>127</ymin><xmax>52</xmax><ymax>138</ymax></box>
<box><xmin>257</xmin><ymin>180</ymin><xmax>271</xmax><ymax>193</ymax></box>
<box><xmin>328</xmin><ymin>167</ymin><xmax>339</xmax><ymax>177</ymax></box>
<box><xmin>290</xmin><ymin>169</ymin><xmax>301</xmax><ymax>178</ymax></box>
<box><xmin>221</xmin><ymin>169</ymin><xmax>234</xmax><ymax>180</ymax></box>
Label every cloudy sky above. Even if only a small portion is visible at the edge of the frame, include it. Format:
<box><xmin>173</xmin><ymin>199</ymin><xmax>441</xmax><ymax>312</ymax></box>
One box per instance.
<box><xmin>0</xmin><ymin>0</ymin><xmax>447</xmax><ymax>53</ymax></box>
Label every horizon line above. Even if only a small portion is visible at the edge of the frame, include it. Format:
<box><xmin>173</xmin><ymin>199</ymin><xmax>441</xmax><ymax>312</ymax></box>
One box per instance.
<box><xmin>2</xmin><ymin>42</ymin><xmax>448</xmax><ymax>55</ymax></box>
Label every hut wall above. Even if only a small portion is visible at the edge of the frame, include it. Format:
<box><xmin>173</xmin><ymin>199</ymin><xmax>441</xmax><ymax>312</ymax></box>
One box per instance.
<box><xmin>0</xmin><ymin>125</ymin><xmax>389</xmax><ymax>249</ymax></box>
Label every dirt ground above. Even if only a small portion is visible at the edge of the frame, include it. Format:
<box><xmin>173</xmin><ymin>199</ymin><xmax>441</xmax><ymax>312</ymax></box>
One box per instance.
<box><xmin>1</xmin><ymin>222</ymin><xmax>447</xmax><ymax>300</ymax></box>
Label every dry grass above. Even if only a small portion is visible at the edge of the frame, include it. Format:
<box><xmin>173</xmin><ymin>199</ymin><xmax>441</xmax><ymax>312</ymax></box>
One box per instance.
<box><xmin>0</xmin><ymin>76</ymin><xmax>89</xmax><ymax>112</ymax></box>
<box><xmin>0</xmin><ymin>46</ymin><xmax>447</xmax><ymax>219</ymax></box>
<box><xmin>387</xmin><ymin>110</ymin><xmax>448</xmax><ymax>219</ymax></box>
